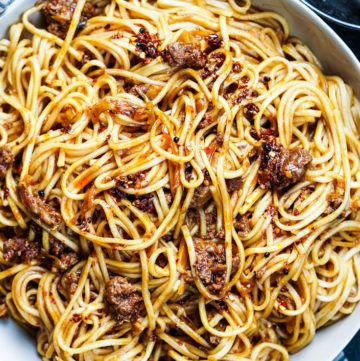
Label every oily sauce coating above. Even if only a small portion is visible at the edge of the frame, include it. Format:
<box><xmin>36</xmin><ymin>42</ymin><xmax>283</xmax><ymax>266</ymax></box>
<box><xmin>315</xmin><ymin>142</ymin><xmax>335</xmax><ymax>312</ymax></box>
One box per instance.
<box><xmin>104</xmin><ymin>277</ymin><xmax>143</xmax><ymax>324</ymax></box>
<box><xmin>258</xmin><ymin>134</ymin><xmax>312</xmax><ymax>190</ymax></box>
<box><xmin>41</xmin><ymin>0</ymin><xmax>95</xmax><ymax>39</ymax></box>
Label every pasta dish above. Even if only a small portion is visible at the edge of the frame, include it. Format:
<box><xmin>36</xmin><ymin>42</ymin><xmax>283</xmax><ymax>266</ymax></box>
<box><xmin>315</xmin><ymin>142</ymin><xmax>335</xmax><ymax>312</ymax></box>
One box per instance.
<box><xmin>0</xmin><ymin>0</ymin><xmax>359</xmax><ymax>360</ymax></box>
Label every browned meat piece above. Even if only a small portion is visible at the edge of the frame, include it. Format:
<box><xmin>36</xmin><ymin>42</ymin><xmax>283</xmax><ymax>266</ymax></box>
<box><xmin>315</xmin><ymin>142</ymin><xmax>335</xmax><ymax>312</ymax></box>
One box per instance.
<box><xmin>41</xmin><ymin>0</ymin><xmax>95</xmax><ymax>39</ymax></box>
<box><xmin>258</xmin><ymin>134</ymin><xmax>312</xmax><ymax>190</ymax></box>
<box><xmin>192</xmin><ymin>238</ymin><xmax>240</xmax><ymax>294</ymax></box>
<box><xmin>132</xmin><ymin>194</ymin><xmax>155</xmax><ymax>213</ymax></box>
<box><xmin>3</xmin><ymin>237</ymin><xmax>40</xmax><ymax>263</ymax></box>
<box><xmin>135</xmin><ymin>29</ymin><xmax>161</xmax><ymax>61</ymax></box>
<box><xmin>232</xmin><ymin>62</ymin><xmax>242</xmax><ymax>73</ymax></box>
<box><xmin>49</xmin><ymin>239</ymin><xmax>65</xmax><ymax>256</ymax></box>
<box><xmin>0</xmin><ymin>146</ymin><xmax>14</xmax><ymax>179</ymax></box>
<box><xmin>189</xmin><ymin>170</ymin><xmax>212</xmax><ymax>208</ymax></box>
<box><xmin>193</xmin><ymin>238</ymin><xmax>226</xmax><ymax>294</ymax></box>
<box><xmin>327</xmin><ymin>193</ymin><xmax>343</xmax><ymax>210</ymax></box>
<box><xmin>233</xmin><ymin>214</ymin><xmax>251</xmax><ymax>234</ymax></box>
<box><xmin>205</xmin><ymin>34</ymin><xmax>223</xmax><ymax>53</ymax></box>
<box><xmin>104</xmin><ymin>276</ymin><xmax>143</xmax><ymax>324</ymax></box>
<box><xmin>226</xmin><ymin>177</ymin><xmax>242</xmax><ymax>192</ymax></box>
<box><xmin>163</xmin><ymin>42</ymin><xmax>206</xmax><ymax>69</ymax></box>
<box><xmin>198</xmin><ymin>103</ymin><xmax>215</xmax><ymax>130</ymax></box>
<box><xmin>189</xmin><ymin>185</ymin><xmax>211</xmax><ymax>208</ymax></box>
<box><xmin>129</xmin><ymin>84</ymin><xmax>162</xmax><ymax>100</ymax></box>
<box><xmin>2</xmin><ymin>227</ymin><xmax>78</xmax><ymax>272</ymax></box>
<box><xmin>42</xmin><ymin>239</ymin><xmax>79</xmax><ymax>272</ymax></box>
<box><xmin>64</xmin><ymin>269</ymin><xmax>81</xmax><ymax>294</ymax></box>
<box><xmin>231</xmin><ymin>254</ymin><xmax>240</xmax><ymax>276</ymax></box>
<box><xmin>18</xmin><ymin>178</ymin><xmax>62</xmax><ymax>229</ymax></box>
<box><xmin>55</xmin><ymin>252</ymin><xmax>79</xmax><ymax>271</ymax></box>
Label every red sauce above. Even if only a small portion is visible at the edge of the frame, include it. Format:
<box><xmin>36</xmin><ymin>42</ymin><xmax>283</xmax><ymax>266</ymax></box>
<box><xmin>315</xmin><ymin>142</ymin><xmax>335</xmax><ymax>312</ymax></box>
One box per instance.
<box><xmin>73</xmin><ymin>174</ymin><xmax>91</xmax><ymax>189</ymax></box>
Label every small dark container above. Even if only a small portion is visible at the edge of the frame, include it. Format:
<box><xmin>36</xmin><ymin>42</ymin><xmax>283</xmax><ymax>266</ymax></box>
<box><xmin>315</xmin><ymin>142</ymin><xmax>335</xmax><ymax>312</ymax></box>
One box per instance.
<box><xmin>301</xmin><ymin>0</ymin><xmax>360</xmax><ymax>30</ymax></box>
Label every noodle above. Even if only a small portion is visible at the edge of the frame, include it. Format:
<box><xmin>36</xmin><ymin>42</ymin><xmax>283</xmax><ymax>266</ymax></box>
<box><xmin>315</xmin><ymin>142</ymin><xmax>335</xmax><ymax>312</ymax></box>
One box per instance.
<box><xmin>0</xmin><ymin>0</ymin><xmax>359</xmax><ymax>360</ymax></box>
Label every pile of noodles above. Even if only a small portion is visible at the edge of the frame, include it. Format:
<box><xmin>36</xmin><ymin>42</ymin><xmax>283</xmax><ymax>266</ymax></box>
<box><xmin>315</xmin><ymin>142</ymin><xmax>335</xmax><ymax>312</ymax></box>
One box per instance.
<box><xmin>0</xmin><ymin>0</ymin><xmax>359</xmax><ymax>360</ymax></box>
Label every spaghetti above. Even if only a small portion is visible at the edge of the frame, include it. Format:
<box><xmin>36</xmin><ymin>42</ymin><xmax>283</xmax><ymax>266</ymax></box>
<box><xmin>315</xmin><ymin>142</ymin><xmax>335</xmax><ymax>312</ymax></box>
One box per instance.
<box><xmin>0</xmin><ymin>0</ymin><xmax>359</xmax><ymax>360</ymax></box>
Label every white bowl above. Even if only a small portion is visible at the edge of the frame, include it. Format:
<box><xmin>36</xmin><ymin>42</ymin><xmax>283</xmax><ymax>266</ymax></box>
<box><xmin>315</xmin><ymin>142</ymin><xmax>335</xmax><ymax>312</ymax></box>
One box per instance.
<box><xmin>0</xmin><ymin>0</ymin><xmax>359</xmax><ymax>360</ymax></box>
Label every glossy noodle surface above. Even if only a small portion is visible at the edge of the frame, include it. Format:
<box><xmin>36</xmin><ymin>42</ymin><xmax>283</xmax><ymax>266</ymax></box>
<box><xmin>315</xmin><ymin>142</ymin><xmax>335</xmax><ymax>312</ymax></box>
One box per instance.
<box><xmin>0</xmin><ymin>0</ymin><xmax>359</xmax><ymax>360</ymax></box>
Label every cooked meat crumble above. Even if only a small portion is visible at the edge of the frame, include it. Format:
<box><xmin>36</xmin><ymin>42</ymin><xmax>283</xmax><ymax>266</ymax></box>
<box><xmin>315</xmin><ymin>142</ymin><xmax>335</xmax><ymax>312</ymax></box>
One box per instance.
<box><xmin>3</xmin><ymin>237</ymin><xmax>40</xmax><ymax>263</ymax></box>
<box><xmin>226</xmin><ymin>177</ymin><xmax>242</xmax><ymax>193</ymax></box>
<box><xmin>192</xmin><ymin>238</ymin><xmax>240</xmax><ymax>295</ymax></box>
<box><xmin>18</xmin><ymin>178</ymin><xmax>62</xmax><ymax>229</ymax></box>
<box><xmin>205</xmin><ymin>34</ymin><xmax>223</xmax><ymax>52</ymax></box>
<box><xmin>3</xmin><ymin>232</ymin><xmax>78</xmax><ymax>272</ymax></box>
<box><xmin>46</xmin><ymin>240</ymin><xmax>79</xmax><ymax>272</ymax></box>
<box><xmin>41</xmin><ymin>0</ymin><xmax>95</xmax><ymax>39</ymax></box>
<box><xmin>104</xmin><ymin>276</ymin><xmax>143</xmax><ymax>324</ymax></box>
<box><xmin>188</xmin><ymin>170</ymin><xmax>212</xmax><ymax>208</ymax></box>
<box><xmin>194</xmin><ymin>209</ymin><xmax>224</xmax><ymax>240</ymax></box>
<box><xmin>163</xmin><ymin>42</ymin><xmax>206</xmax><ymax>69</ymax></box>
<box><xmin>0</xmin><ymin>146</ymin><xmax>14</xmax><ymax>179</ymax></box>
<box><xmin>233</xmin><ymin>214</ymin><xmax>251</xmax><ymax>234</ymax></box>
<box><xmin>257</xmin><ymin>134</ymin><xmax>312</xmax><ymax>190</ymax></box>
